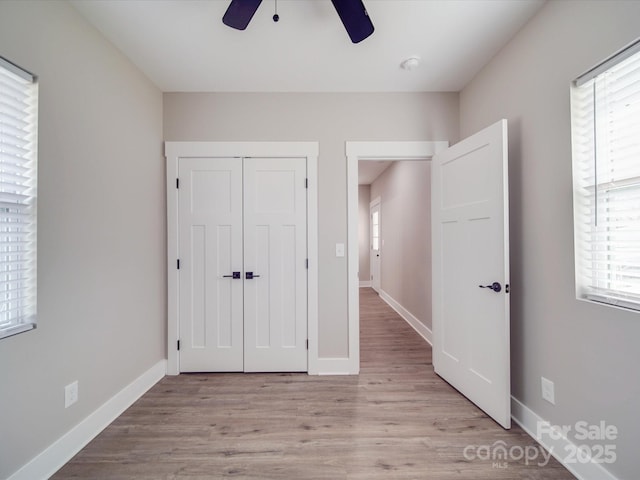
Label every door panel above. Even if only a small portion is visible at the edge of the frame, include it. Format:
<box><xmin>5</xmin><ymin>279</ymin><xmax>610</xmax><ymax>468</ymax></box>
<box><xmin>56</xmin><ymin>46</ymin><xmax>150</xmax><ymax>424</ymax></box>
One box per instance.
<box><xmin>441</xmin><ymin>220</ymin><xmax>463</xmax><ymax>363</ymax></box>
<box><xmin>178</xmin><ymin>158</ymin><xmax>244</xmax><ymax>372</ymax></box>
<box><xmin>243</xmin><ymin>157</ymin><xmax>308</xmax><ymax>372</ymax></box>
<box><xmin>432</xmin><ymin>119</ymin><xmax>510</xmax><ymax>429</ymax></box>
<box><xmin>178</xmin><ymin>156</ymin><xmax>308</xmax><ymax>373</ymax></box>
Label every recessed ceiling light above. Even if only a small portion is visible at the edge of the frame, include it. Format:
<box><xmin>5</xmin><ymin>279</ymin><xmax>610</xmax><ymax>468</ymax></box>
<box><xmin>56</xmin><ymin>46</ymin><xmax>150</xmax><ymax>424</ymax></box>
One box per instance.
<box><xmin>400</xmin><ymin>56</ymin><xmax>420</xmax><ymax>71</ymax></box>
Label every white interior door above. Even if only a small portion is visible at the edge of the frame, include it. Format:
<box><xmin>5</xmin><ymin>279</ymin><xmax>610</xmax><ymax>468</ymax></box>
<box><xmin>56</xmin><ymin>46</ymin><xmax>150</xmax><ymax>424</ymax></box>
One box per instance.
<box><xmin>177</xmin><ymin>156</ymin><xmax>308</xmax><ymax>373</ymax></box>
<box><xmin>243</xmin><ymin>157</ymin><xmax>308</xmax><ymax>372</ymax></box>
<box><xmin>178</xmin><ymin>158</ymin><xmax>244</xmax><ymax>372</ymax></box>
<box><xmin>370</xmin><ymin>199</ymin><xmax>381</xmax><ymax>293</ymax></box>
<box><xmin>431</xmin><ymin>119</ymin><xmax>511</xmax><ymax>429</ymax></box>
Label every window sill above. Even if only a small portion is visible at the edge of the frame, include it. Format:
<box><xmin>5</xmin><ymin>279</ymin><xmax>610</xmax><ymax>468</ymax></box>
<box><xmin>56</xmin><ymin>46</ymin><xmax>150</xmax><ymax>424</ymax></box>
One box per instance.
<box><xmin>0</xmin><ymin>322</ymin><xmax>36</xmax><ymax>340</ymax></box>
<box><xmin>583</xmin><ymin>293</ymin><xmax>640</xmax><ymax>313</ymax></box>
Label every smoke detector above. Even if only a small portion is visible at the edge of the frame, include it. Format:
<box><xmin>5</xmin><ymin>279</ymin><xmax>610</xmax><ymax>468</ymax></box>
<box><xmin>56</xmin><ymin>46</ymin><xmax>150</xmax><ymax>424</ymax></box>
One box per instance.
<box><xmin>400</xmin><ymin>56</ymin><xmax>420</xmax><ymax>71</ymax></box>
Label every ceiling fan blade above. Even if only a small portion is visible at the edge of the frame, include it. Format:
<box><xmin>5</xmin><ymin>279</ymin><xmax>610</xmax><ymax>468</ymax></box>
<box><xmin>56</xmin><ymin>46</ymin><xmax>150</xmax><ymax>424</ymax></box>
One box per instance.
<box><xmin>223</xmin><ymin>0</ymin><xmax>263</xmax><ymax>30</ymax></box>
<box><xmin>330</xmin><ymin>0</ymin><xmax>375</xmax><ymax>44</ymax></box>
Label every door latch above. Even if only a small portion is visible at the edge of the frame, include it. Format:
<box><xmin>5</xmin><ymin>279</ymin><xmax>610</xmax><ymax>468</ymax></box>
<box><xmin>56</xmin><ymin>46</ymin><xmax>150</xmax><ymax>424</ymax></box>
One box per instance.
<box><xmin>479</xmin><ymin>282</ymin><xmax>502</xmax><ymax>293</ymax></box>
<box><xmin>223</xmin><ymin>272</ymin><xmax>241</xmax><ymax>279</ymax></box>
<box><xmin>246</xmin><ymin>271</ymin><xmax>261</xmax><ymax>280</ymax></box>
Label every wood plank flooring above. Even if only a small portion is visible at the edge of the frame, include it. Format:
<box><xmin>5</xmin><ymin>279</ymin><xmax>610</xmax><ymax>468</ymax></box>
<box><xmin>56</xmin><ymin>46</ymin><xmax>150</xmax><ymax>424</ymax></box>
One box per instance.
<box><xmin>53</xmin><ymin>288</ymin><xmax>574</xmax><ymax>479</ymax></box>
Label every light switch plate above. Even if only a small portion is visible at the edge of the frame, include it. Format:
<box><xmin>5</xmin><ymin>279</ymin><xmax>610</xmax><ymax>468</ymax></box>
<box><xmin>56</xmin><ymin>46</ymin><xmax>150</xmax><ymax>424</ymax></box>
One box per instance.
<box><xmin>65</xmin><ymin>381</ymin><xmax>78</xmax><ymax>408</ymax></box>
<box><xmin>541</xmin><ymin>376</ymin><xmax>555</xmax><ymax>405</ymax></box>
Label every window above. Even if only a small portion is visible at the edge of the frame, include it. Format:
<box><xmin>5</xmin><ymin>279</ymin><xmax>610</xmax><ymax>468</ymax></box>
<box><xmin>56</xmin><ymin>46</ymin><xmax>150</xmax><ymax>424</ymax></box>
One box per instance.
<box><xmin>571</xmin><ymin>39</ymin><xmax>640</xmax><ymax>311</ymax></box>
<box><xmin>0</xmin><ymin>56</ymin><xmax>38</xmax><ymax>339</ymax></box>
<box><xmin>371</xmin><ymin>210</ymin><xmax>379</xmax><ymax>251</ymax></box>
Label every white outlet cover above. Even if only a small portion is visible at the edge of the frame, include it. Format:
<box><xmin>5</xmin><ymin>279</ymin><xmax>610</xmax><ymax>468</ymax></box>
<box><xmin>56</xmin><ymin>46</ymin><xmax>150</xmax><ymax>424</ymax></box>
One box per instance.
<box><xmin>65</xmin><ymin>381</ymin><xmax>79</xmax><ymax>408</ymax></box>
<box><xmin>541</xmin><ymin>376</ymin><xmax>555</xmax><ymax>405</ymax></box>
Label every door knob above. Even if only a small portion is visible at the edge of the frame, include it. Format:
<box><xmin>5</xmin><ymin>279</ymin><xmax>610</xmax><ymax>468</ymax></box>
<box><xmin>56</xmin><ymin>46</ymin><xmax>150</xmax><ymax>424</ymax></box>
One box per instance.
<box><xmin>246</xmin><ymin>272</ymin><xmax>261</xmax><ymax>280</ymax></box>
<box><xmin>479</xmin><ymin>282</ymin><xmax>502</xmax><ymax>293</ymax></box>
<box><xmin>223</xmin><ymin>272</ymin><xmax>241</xmax><ymax>279</ymax></box>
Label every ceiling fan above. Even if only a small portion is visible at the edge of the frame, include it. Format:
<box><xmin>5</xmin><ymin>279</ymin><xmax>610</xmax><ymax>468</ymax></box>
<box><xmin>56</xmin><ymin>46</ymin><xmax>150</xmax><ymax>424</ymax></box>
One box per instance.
<box><xmin>222</xmin><ymin>0</ymin><xmax>375</xmax><ymax>44</ymax></box>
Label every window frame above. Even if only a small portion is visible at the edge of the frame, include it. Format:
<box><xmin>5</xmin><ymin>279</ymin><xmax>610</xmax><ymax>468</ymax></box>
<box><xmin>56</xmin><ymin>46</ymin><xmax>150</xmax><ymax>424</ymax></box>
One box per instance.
<box><xmin>571</xmin><ymin>39</ymin><xmax>640</xmax><ymax>313</ymax></box>
<box><xmin>0</xmin><ymin>55</ymin><xmax>38</xmax><ymax>340</ymax></box>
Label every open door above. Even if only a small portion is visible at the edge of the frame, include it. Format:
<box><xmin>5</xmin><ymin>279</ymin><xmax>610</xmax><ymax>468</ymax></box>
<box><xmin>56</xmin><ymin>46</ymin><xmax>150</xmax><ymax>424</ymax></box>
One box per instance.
<box><xmin>431</xmin><ymin>119</ymin><xmax>510</xmax><ymax>429</ymax></box>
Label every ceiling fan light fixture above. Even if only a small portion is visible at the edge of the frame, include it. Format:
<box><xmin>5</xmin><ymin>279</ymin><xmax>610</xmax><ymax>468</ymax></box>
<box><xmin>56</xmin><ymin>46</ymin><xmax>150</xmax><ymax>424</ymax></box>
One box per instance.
<box><xmin>401</xmin><ymin>56</ymin><xmax>420</xmax><ymax>71</ymax></box>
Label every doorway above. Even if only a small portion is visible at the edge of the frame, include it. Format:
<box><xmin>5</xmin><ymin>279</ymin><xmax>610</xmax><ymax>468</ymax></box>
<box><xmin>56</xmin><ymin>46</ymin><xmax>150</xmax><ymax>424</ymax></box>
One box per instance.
<box><xmin>347</xmin><ymin>123</ymin><xmax>511</xmax><ymax>429</ymax></box>
<box><xmin>346</xmin><ymin>141</ymin><xmax>448</xmax><ymax>374</ymax></box>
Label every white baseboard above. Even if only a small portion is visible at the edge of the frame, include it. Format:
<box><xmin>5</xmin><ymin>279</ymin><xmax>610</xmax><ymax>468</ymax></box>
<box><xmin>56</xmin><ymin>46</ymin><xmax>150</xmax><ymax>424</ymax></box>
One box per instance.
<box><xmin>9</xmin><ymin>359</ymin><xmax>167</xmax><ymax>480</ymax></box>
<box><xmin>359</xmin><ymin>281</ymin><xmax>372</xmax><ymax>288</ymax></box>
<box><xmin>511</xmin><ymin>396</ymin><xmax>619</xmax><ymax>480</ymax></box>
<box><xmin>379</xmin><ymin>289</ymin><xmax>432</xmax><ymax>345</ymax></box>
<box><xmin>314</xmin><ymin>357</ymin><xmax>358</xmax><ymax>375</ymax></box>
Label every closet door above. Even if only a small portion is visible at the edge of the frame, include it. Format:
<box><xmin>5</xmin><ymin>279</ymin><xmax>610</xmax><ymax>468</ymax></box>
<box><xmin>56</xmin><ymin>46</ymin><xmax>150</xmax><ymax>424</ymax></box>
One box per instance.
<box><xmin>243</xmin><ymin>157</ymin><xmax>308</xmax><ymax>372</ymax></box>
<box><xmin>178</xmin><ymin>158</ymin><xmax>244</xmax><ymax>372</ymax></box>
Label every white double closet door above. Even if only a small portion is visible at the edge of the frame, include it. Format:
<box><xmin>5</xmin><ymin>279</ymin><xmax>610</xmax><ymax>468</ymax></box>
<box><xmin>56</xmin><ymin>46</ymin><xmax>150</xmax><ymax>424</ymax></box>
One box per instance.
<box><xmin>178</xmin><ymin>156</ymin><xmax>308</xmax><ymax>373</ymax></box>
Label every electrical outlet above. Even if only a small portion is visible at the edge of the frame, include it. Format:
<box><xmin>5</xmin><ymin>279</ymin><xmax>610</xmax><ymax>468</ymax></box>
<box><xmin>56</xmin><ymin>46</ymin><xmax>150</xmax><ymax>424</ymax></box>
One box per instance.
<box><xmin>541</xmin><ymin>376</ymin><xmax>555</xmax><ymax>405</ymax></box>
<box><xmin>65</xmin><ymin>381</ymin><xmax>78</xmax><ymax>408</ymax></box>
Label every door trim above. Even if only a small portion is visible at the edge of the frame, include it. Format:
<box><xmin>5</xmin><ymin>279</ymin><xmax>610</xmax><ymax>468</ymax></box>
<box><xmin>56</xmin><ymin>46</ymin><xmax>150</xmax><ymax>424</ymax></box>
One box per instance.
<box><xmin>346</xmin><ymin>141</ymin><xmax>448</xmax><ymax>374</ymax></box>
<box><xmin>165</xmin><ymin>142</ymin><xmax>319</xmax><ymax>375</ymax></box>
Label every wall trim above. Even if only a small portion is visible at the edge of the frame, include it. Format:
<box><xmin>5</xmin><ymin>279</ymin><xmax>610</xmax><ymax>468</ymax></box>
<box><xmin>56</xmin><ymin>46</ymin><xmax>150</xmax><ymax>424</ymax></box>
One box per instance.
<box><xmin>359</xmin><ymin>281</ymin><xmax>372</xmax><ymax>288</ymax></box>
<box><xmin>8</xmin><ymin>360</ymin><xmax>166</xmax><ymax>480</ymax></box>
<box><xmin>511</xmin><ymin>396</ymin><xmax>620</xmax><ymax>480</ymax></box>
<box><xmin>379</xmin><ymin>289</ymin><xmax>432</xmax><ymax>345</ymax></box>
<box><xmin>315</xmin><ymin>357</ymin><xmax>358</xmax><ymax>375</ymax></box>
<box><xmin>346</xmin><ymin>141</ymin><xmax>448</xmax><ymax>377</ymax></box>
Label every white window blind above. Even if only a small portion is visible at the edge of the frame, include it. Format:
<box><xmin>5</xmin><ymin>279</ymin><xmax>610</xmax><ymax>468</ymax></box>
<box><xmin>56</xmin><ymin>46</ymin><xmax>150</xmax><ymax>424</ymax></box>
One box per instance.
<box><xmin>571</xmin><ymin>40</ymin><xmax>640</xmax><ymax>311</ymax></box>
<box><xmin>0</xmin><ymin>56</ymin><xmax>38</xmax><ymax>339</ymax></box>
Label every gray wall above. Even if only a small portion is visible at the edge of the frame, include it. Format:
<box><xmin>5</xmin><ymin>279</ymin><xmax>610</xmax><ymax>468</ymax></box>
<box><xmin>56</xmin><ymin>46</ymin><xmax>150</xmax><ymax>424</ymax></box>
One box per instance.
<box><xmin>460</xmin><ymin>1</ymin><xmax>640</xmax><ymax>478</ymax></box>
<box><xmin>164</xmin><ymin>92</ymin><xmax>458</xmax><ymax>357</ymax></box>
<box><xmin>0</xmin><ymin>2</ymin><xmax>165</xmax><ymax>478</ymax></box>
<box><xmin>358</xmin><ymin>185</ymin><xmax>371</xmax><ymax>284</ymax></box>
<box><xmin>370</xmin><ymin>161</ymin><xmax>432</xmax><ymax>330</ymax></box>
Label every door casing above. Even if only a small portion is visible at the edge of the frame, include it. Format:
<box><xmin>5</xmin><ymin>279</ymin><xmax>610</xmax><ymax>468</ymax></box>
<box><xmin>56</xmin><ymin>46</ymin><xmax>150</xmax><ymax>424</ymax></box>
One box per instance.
<box><xmin>346</xmin><ymin>141</ymin><xmax>449</xmax><ymax>375</ymax></box>
<box><xmin>166</xmin><ymin>142</ymin><xmax>319</xmax><ymax>375</ymax></box>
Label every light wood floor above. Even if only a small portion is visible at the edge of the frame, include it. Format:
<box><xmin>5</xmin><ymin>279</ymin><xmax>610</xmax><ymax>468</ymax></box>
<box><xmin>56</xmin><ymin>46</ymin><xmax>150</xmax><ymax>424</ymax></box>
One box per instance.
<box><xmin>53</xmin><ymin>288</ymin><xmax>574</xmax><ymax>479</ymax></box>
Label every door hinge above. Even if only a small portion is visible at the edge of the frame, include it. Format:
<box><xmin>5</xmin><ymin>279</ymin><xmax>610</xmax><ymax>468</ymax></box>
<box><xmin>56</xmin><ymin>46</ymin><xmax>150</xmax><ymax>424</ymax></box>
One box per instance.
<box><xmin>177</xmin><ymin>340</ymin><xmax>181</xmax><ymax>351</ymax></box>
<box><xmin>305</xmin><ymin>258</ymin><xmax>309</xmax><ymax>269</ymax></box>
<box><xmin>176</xmin><ymin>178</ymin><xmax>179</xmax><ymax>189</ymax></box>
<box><xmin>306</xmin><ymin>339</ymin><xmax>309</xmax><ymax>350</ymax></box>
<box><xmin>177</xmin><ymin>259</ymin><xmax>180</xmax><ymax>269</ymax></box>
<box><xmin>305</xmin><ymin>178</ymin><xmax>308</xmax><ymax>188</ymax></box>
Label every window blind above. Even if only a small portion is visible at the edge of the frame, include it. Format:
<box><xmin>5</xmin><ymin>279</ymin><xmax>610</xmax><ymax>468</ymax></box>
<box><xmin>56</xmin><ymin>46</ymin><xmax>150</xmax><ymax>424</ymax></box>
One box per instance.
<box><xmin>571</xmin><ymin>40</ymin><xmax>640</xmax><ymax>311</ymax></box>
<box><xmin>0</xmin><ymin>57</ymin><xmax>38</xmax><ymax>339</ymax></box>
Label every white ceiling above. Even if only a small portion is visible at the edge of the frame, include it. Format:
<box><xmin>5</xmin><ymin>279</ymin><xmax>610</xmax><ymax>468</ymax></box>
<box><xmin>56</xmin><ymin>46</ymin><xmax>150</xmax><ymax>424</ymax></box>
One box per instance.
<box><xmin>70</xmin><ymin>0</ymin><xmax>545</xmax><ymax>93</ymax></box>
<box><xmin>359</xmin><ymin>160</ymin><xmax>392</xmax><ymax>185</ymax></box>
